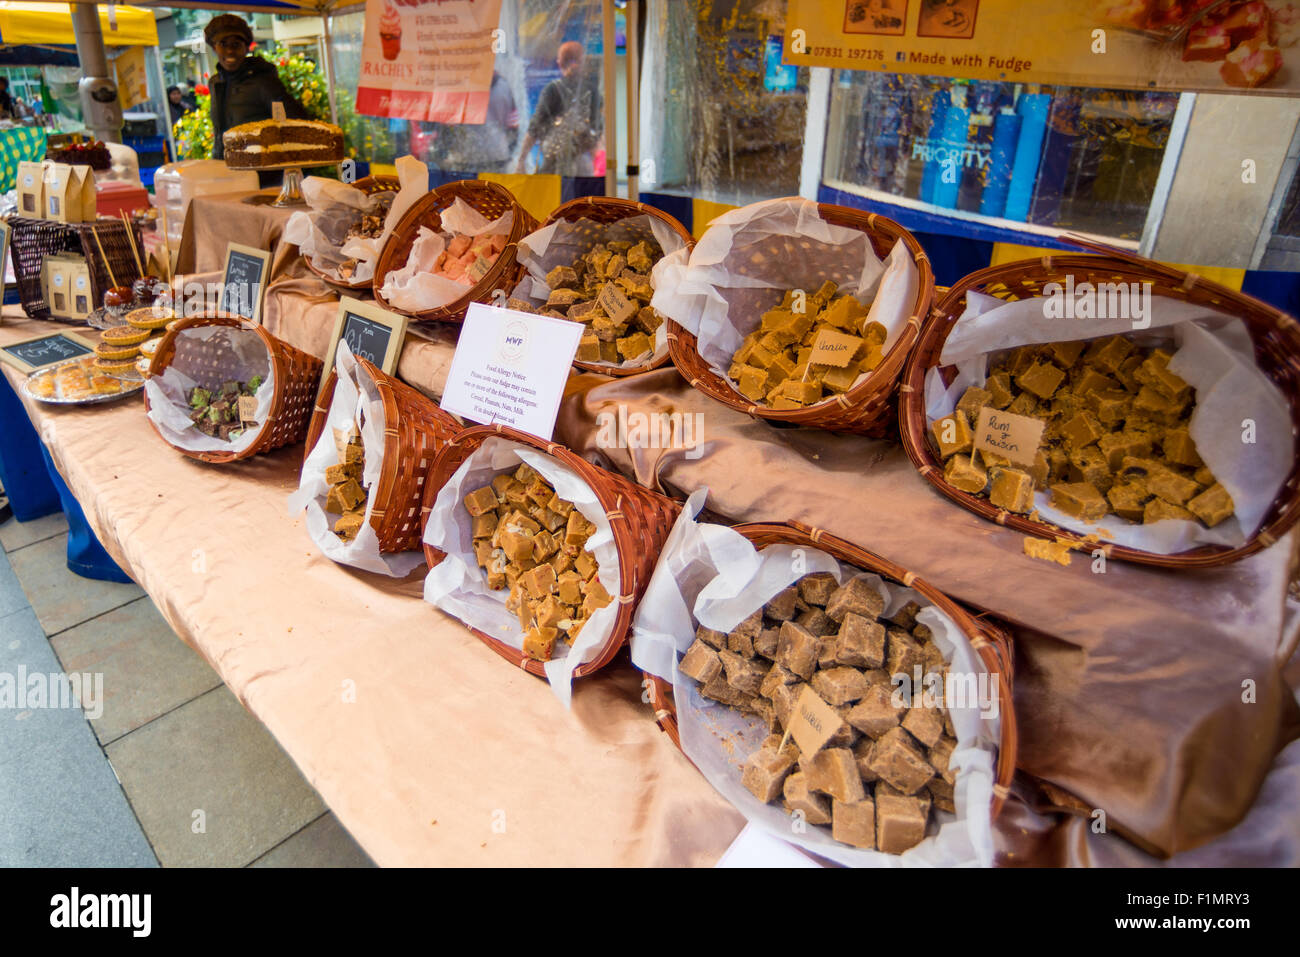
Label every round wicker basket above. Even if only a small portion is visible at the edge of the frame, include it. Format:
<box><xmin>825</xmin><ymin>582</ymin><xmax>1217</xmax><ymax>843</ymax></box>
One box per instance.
<box><xmin>643</xmin><ymin>520</ymin><xmax>1018</xmax><ymax>817</ymax></box>
<box><xmin>301</xmin><ymin>175</ymin><xmax>402</xmax><ymax>292</ymax></box>
<box><xmin>666</xmin><ymin>199</ymin><xmax>934</xmax><ymax>435</ymax></box>
<box><xmin>899</xmin><ymin>246</ymin><xmax>1300</xmax><ymax>568</ymax></box>
<box><xmin>373</xmin><ymin>179</ymin><xmax>537</xmax><ymax>323</ymax></box>
<box><xmin>421</xmin><ymin>423</ymin><xmax>681</xmax><ymax>679</ymax></box>
<box><xmin>305</xmin><ymin>358</ymin><xmax>464</xmax><ymax>553</ymax></box>
<box><xmin>532</xmin><ymin>196</ymin><xmax>694</xmax><ymax>377</ymax></box>
<box><xmin>145</xmin><ymin>313</ymin><xmax>323</xmax><ymax>464</ymax></box>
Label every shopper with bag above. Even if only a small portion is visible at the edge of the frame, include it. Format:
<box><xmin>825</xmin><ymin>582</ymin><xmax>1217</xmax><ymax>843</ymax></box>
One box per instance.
<box><xmin>514</xmin><ymin>41</ymin><xmax>603</xmax><ymax>176</ymax></box>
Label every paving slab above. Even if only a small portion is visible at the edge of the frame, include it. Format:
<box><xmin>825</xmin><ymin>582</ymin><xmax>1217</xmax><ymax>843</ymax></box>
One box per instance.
<box><xmin>7</xmin><ymin>534</ymin><xmax>142</xmax><ymax>636</ymax></box>
<box><xmin>51</xmin><ymin>597</ymin><xmax>222</xmax><ymax>746</ymax></box>
<box><xmin>0</xmin><ymin>512</ymin><xmax>69</xmax><ymax>553</ymax></box>
<box><xmin>250</xmin><ymin>813</ymin><xmax>377</xmax><ymax>868</ymax></box>
<box><xmin>106</xmin><ymin>685</ymin><xmax>326</xmax><ymax>867</ymax></box>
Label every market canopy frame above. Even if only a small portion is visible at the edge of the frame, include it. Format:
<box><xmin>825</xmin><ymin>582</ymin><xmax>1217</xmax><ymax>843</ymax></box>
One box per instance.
<box><xmin>0</xmin><ymin>2</ymin><xmax>159</xmax><ymax>46</ymax></box>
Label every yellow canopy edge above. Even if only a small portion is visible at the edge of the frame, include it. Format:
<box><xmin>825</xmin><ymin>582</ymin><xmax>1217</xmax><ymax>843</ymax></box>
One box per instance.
<box><xmin>0</xmin><ymin>3</ymin><xmax>160</xmax><ymax>47</ymax></box>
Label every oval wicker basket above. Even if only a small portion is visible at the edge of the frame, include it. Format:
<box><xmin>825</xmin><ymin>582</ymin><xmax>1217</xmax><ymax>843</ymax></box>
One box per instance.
<box><xmin>145</xmin><ymin>313</ymin><xmax>323</xmax><ymax>464</ymax></box>
<box><xmin>301</xmin><ymin>175</ymin><xmax>401</xmax><ymax>292</ymax></box>
<box><xmin>666</xmin><ymin>200</ymin><xmax>934</xmax><ymax>435</ymax></box>
<box><xmin>305</xmin><ymin>358</ymin><xmax>464</xmax><ymax>553</ymax></box>
<box><xmin>532</xmin><ymin>196</ymin><xmax>695</xmax><ymax>377</ymax></box>
<box><xmin>644</xmin><ymin>520</ymin><xmax>1018</xmax><ymax>817</ymax></box>
<box><xmin>898</xmin><ymin>247</ymin><xmax>1300</xmax><ymax>568</ymax></box>
<box><xmin>372</xmin><ymin>179</ymin><xmax>538</xmax><ymax>323</ymax></box>
<box><xmin>421</xmin><ymin>423</ymin><xmax>681</xmax><ymax>679</ymax></box>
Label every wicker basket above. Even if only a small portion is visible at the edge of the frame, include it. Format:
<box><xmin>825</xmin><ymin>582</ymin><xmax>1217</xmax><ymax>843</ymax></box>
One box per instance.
<box><xmin>301</xmin><ymin>175</ymin><xmax>401</xmax><ymax>292</ymax></box>
<box><xmin>533</xmin><ymin>196</ymin><xmax>694</xmax><ymax>377</ymax></box>
<box><xmin>145</xmin><ymin>313</ymin><xmax>323</xmax><ymax>464</ymax></box>
<box><xmin>7</xmin><ymin>216</ymin><xmax>143</xmax><ymax>320</ymax></box>
<box><xmin>372</xmin><ymin>179</ymin><xmax>537</xmax><ymax>323</ymax></box>
<box><xmin>305</xmin><ymin>357</ymin><xmax>463</xmax><ymax>552</ymax></box>
<box><xmin>899</xmin><ymin>246</ymin><xmax>1300</xmax><ymax>568</ymax></box>
<box><xmin>666</xmin><ymin>200</ymin><xmax>934</xmax><ymax>435</ymax></box>
<box><xmin>421</xmin><ymin>423</ymin><xmax>681</xmax><ymax>679</ymax></box>
<box><xmin>644</xmin><ymin>520</ymin><xmax>1018</xmax><ymax>817</ymax></box>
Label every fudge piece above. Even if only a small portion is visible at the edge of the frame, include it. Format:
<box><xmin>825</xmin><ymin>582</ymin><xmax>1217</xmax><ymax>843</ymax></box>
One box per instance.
<box><xmin>1048</xmin><ymin>339</ymin><xmax>1086</xmax><ymax>368</ymax></box>
<box><xmin>775</xmin><ymin>620</ymin><xmax>821</xmax><ymax>679</ymax></box>
<box><xmin>931</xmin><ymin>410</ymin><xmax>974</xmax><ymax>459</ymax></box>
<box><xmin>885</xmin><ymin>629</ymin><xmax>924</xmax><ymax>678</ymax></box>
<box><xmin>795</xmin><ymin>608</ymin><xmax>837</xmax><ymax>637</ymax></box>
<box><xmin>1146</xmin><ymin>467</ymin><xmax>1199</xmax><ymax>506</ymax></box>
<box><xmin>944</xmin><ymin>454</ymin><xmax>988</xmax><ymax>494</ymax></box>
<box><xmin>868</xmin><ymin>727</ymin><xmax>934</xmax><ymax>795</ymax></box>
<box><xmin>719</xmin><ymin>649</ymin><xmax>767</xmax><ymax>695</ymax></box>
<box><xmin>760</xmin><ymin>662</ymin><xmax>799</xmax><ymax>699</ymax></box>
<box><xmin>333</xmin><ymin>510</ymin><xmax>364</xmax><ymax>540</ymax></box>
<box><xmin>695</xmin><ymin>624</ymin><xmax>727</xmax><ymax>650</ymax></box>
<box><xmin>846</xmin><ymin>683</ymin><xmax>905</xmax><ymax>738</ymax></box>
<box><xmin>875</xmin><ymin>792</ymin><xmax>929</xmax><ymax>854</ymax></box>
<box><xmin>732</xmin><ymin>610</ymin><xmax>764</xmax><ymax>641</ymax></box>
<box><xmin>1144</xmin><ymin>498</ymin><xmax>1195</xmax><ymax>523</ymax></box>
<box><xmin>1006</xmin><ymin>392</ymin><xmax>1040</xmax><ymax>417</ymax></box>
<box><xmin>1083</xmin><ymin>335</ymin><xmax>1132</xmax><ymax>374</ymax></box>
<box><xmin>799</xmin><ymin>747</ymin><xmax>866</xmax><ymax>803</ymax></box>
<box><xmin>783</xmin><ymin>772</ymin><xmax>832</xmax><ymax>825</ymax></box>
<box><xmin>929</xmin><ymin>736</ymin><xmax>957</xmax><ymax>784</ymax></box>
<box><xmin>1162</xmin><ymin>427</ymin><xmax>1203</xmax><ymax>468</ymax></box>
<box><xmin>901</xmin><ymin>704</ymin><xmax>945</xmax><ymax>749</ymax></box>
<box><xmin>825</xmin><ymin>575</ymin><xmax>885</xmax><ymax>623</ymax></box>
<box><xmin>701</xmin><ymin>674</ymin><xmax>748</xmax><ymax>707</ymax></box>
<box><xmin>1187</xmin><ymin>482</ymin><xmax>1234</xmax><ymax>528</ymax></box>
<box><xmin>1098</xmin><ymin>430</ymin><xmax>1153</xmax><ymax>471</ymax></box>
<box><xmin>764</xmin><ymin>586</ymin><xmax>799</xmax><ymax>621</ymax></box>
<box><xmin>831</xmin><ymin>798</ymin><xmax>876</xmax><ymax>850</ymax></box>
<box><xmin>1050</xmin><ymin>482</ymin><xmax>1108</xmax><ymax>522</ymax></box>
<box><xmin>770</xmin><ymin>681</ymin><xmax>804</xmax><ymax>728</ymax></box>
<box><xmin>927</xmin><ymin>776</ymin><xmax>956</xmax><ymax>813</ymax></box>
<box><xmin>679</xmin><ymin>639</ymin><xmax>722</xmax><ymax>684</ymax></box>
<box><xmin>956</xmin><ymin>386</ymin><xmax>992</xmax><ymax>423</ymax></box>
<box><xmin>727</xmin><ymin>630</ymin><xmax>754</xmax><ymax>658</ymax></box>
<box><xmin>522</xmin><ymin>626</ymin><xmax>557</xmax><ymax>661</ymax></box>
<box><xmin>836</xmin><ymin>613</ymin><xmax>886</xmax><ymax>669</ymax></box>
<box><xmin>741</xmin><ymin>747</ymin><xmax>797</xmax><ymax>803</ymax></box>
<box><xmin>1060</xmin><ymin>410</ymin><xmax>1105</xmax><ymax>450</ymax></box>
<box><xmin>853</xmin><ymin>738</ymin><xmax>878</xmax><ymax>782</ymax></box>
<box><xmin>797</xmin><ymin>572</ymin><xmax>837</xmax><ymax>606</ymax></box>
<box><xmin>987</xmin><ymin>468</ymin><xmax>1035</xmax><ymax>514</ymax></box>
<box><xmin>816</xmin><ymin>638</ymin><xmax>840</xmax><ymax>671</ymax></box>
<box><xmin>810</xmin><ymin>667</ymin><xmax>872</xmax><ymax>706</ymax></box>
<box><xmin>1017</xmin><ymin>360</ymin><xmax>1066</xmax><ymax>400</ymax></box>
<box><xmin>985</xmin><ymin>372</ymin><xmax>1014</xmax><ymax>409</ymax></box>
<box><xmin>1068</xmin><ymin>445</ymin><xmax>1113</xmax><ymax>495</ymax></box>
<box><xmin>754</xmin><ymin>627</ymin><xmax>780</xmax><ymax>659</ymax></box>
<box><xmin>1107</xmin><ymin>481</ymin><xmax>1150</xmax><ymax>523</ymax></box>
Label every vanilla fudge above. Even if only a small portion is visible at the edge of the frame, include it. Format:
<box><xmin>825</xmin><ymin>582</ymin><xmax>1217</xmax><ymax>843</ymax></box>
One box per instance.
<box><xmin>931</xmin><ymin>336</ymin><xmax>1235</xmax><ymax>531</ymax></box>
<box><xmin>676</xmin><ymin>567</ymin><xmax>961</xmax><ymax>855</ymax></box>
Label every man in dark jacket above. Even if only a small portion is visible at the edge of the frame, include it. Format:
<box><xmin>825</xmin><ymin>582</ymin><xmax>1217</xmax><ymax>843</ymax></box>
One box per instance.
<box><xmin>205</xmin><ymin>14</ymin><xmax>308</xmax><ymax>161</ymax></box>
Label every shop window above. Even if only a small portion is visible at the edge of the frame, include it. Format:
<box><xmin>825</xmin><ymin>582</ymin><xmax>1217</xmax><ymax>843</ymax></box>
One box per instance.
<box><xmin>823</xmin><ymin>72</ymin><xmax>1179</xmax><ymax>242</ymax></box>
<box><xmin>641</xmin><ymin>0</ymin><xmax>809</xmax><ymax>204</ymax></box>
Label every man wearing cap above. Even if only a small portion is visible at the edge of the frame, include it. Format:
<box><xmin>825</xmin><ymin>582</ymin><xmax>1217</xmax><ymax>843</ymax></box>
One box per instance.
<box><xmin>205</xmin><ymin>14</ymin><xmax>308</xmax><ymax>161</ymax></box>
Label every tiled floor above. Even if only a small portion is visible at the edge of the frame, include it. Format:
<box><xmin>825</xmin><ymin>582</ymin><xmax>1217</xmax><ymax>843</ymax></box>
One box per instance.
<box><xmin>0</xmin><ymin>511</ymin><xmax>374</xmax><ymax>868</ymax></box>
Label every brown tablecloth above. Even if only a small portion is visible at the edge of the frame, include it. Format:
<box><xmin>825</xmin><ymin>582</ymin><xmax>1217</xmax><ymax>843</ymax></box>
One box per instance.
<box><xmin>174</xmin><ymin>189</ymin><xmax>303</xmax><ymax>277</ymax></box>
<box><xmin>3</xmin><ymin>292</ymin><xmax>1298</xmax><ymax>866</ymax></box>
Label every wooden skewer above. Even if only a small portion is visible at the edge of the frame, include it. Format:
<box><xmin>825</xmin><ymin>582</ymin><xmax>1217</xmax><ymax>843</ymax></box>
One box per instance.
<box><xmin>90</xmin><ymin>226</ymin><xmax>118</xmax><ymax>289</ymax></box>
<box><xmin>158</xmin><ymin>205</ymin><xmax>173</xmax><ymax>286</ymax></box>
<box><xmin>120</xmin><ymin>211</ymin><xmax>144</xmax><ymax>277</ymax></box>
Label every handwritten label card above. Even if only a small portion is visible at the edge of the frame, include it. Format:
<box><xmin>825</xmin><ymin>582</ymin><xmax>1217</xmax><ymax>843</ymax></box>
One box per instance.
<box><xmin>808</xmin><ymin>328</ymin><xmax>861</xmax><ymax>368</ymax></box>
<box><xmin>237</xmin><ymin>395</ymin><xmax>259</xmax><ymax>424</ymax></box>
<box><xmin>596</xmin><ymin>282</ymin><xmax>637</xmax><ymax>324</ymax></box>
<box><xmin>784</xmin><ymin>686</ymin><xmax>844</xmax><ymax>756</ymax></box>
<box><xmin>468</xmin><ymin>256</ymin><xmax>493</xmax><ymax>283</ymax></box>
<box><xmin>271</xmin><ymin>101</ymin><xmax>287</xmax><ymax>121</ymax></box>
<box><xmin>974</xmin><ymin>407</ymin><xmax>1045</xmax><ymax>467</ymax></box>
<box><xmin>439</xmin><ymin>302</ymin><xmax>583</xmax><ymax>441</ymax></box>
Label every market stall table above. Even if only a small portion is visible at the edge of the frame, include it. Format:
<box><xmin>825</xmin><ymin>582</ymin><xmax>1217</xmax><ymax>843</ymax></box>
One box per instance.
<box><xmin>3</xmin><ymin>296</ymin><xmax>1298</xmax><ymax>865</ymax></box>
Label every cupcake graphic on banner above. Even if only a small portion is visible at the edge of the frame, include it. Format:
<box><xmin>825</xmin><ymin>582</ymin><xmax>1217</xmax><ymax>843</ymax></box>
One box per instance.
<box><xmin>380</xmin><ymin>1</ymin><xmax>402</xmax><ymax>60</ymax></box>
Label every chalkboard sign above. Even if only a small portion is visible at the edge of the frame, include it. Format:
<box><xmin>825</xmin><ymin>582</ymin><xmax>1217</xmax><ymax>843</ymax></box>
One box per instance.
<box><xmin>320</xmin><ymin>297</ymin><xmax>409</xmax><ymax>401</ymax></box>
<box><xmin>0</xmin><ymin>331</ymin><xmax>97</xmax><ymax>373</ymax></box>
<box><xmin>218</xmin><ymin>243</ymin><xmax>271</xmax><ymax>324</ymax></box>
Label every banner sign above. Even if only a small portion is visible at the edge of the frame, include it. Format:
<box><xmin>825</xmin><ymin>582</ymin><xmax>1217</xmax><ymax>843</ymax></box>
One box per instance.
<box><xmin>115</xmin><ymin>45</ymin><xmax>148</xmax><ymax>110</ymax></box>
<box><xmin>356</xmin><ymin>0</ymin><xmax>504</xmax><ymax>122</ymax></box>
<box><xmin>786</xmin><ymin>1</ymin><xmax>1300</xmax><ymax>96</ymax></box>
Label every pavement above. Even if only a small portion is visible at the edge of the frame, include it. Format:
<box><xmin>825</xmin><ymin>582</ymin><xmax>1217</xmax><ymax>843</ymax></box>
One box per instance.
<box><xmin>0</xmin><ymin>509</ymin><xmax>375</xmax><ymax>867</ymax></box>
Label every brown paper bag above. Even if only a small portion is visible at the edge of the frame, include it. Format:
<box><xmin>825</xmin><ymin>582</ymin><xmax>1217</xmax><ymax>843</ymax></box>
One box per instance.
<box><xmin>17</xmin><ymin>161</ymin><xmax>47</xmax><ymax>218</ymax></box>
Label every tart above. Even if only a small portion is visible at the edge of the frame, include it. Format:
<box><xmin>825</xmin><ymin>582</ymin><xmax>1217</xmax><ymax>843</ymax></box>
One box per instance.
<box><xmin>95</xmin><ymin>342</ymin><xmax>141</xmax><ymax>361</ymax></box>
<box><xmin>91</xmin><ymin>375</ymin><xmax>123</xmax><ymax>395</ymax></box>
<box><xmin>125</xmin><ymin>307</ymin><xmax>175</xmax><ymax>330</ymax></box>
<box><xmin>94</xmin><ymin>357</ymin><xmax>137</xmax><ymax>375</ymax></box>
<box><xmin>101</xmin><ymin>326</ymin><xmax>151</xmax><ymax>347</ymax></box>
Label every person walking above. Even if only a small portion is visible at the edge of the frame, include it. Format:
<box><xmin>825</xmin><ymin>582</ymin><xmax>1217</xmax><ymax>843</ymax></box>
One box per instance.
<box><xmin>514</xmin><ymin>41</ymin><xmax>602</xmax><ymax>176</ymax></box>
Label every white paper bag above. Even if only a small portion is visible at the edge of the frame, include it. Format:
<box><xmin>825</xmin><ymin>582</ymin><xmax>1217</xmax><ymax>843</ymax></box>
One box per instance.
<box><xmin>649</xmin><ymin>197</ymin><xmax>919</xmax><ymax>395</ymax></box>
<box><xmin>283</xmin><ymin>176</ymin><xmax>391</xmax><ymax>284</ymax></box>
<box><xmin>422</xmin><ymin>436</ymin><xmax>622</xmax><ymax>708</ymax></box>
<box><xmin>924</xmin><ymin>291</ymin><xmax>1294</xmax><ymax>554</ymax></box>
<box><xmin>287</xmin><ymin>342</ymin><xmax>426</xmax><ymax>577</ymax></box>
<box><xmin>631</xmin><ymin>519</ymin><xmax>1000</xmax><ymax>868</ymax></box>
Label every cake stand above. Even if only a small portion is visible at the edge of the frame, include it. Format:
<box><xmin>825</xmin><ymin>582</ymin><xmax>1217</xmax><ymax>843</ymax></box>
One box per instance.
<box><xmin>228</xmin><ymin>155</ymin><xmax>344</xmax><ymax>208</ymax></box>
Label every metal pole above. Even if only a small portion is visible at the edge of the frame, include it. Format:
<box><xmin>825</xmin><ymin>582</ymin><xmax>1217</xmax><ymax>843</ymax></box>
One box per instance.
<box><xmin>625</xmin><ymin>0</ymin><xmax>639</xmax><ymax>200</ymax></box>
<box><xmin>602</xmin><ymin>0</ymin><xmax>616</xmax><ymax>196</ymax></box>
<box><xmin>151</xmin><ymin>45</ymin><xmax>178</xmax><ymax>164</ymax></box>
<box><xmin>71</xmin><ymin>3</ymin><xmax>123</xmax><ymax>143</ymax></box>
<box><xmin>320</xmin><ymin>11</ymin><xmax>339</xmax><ymax>124</ymax></box>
